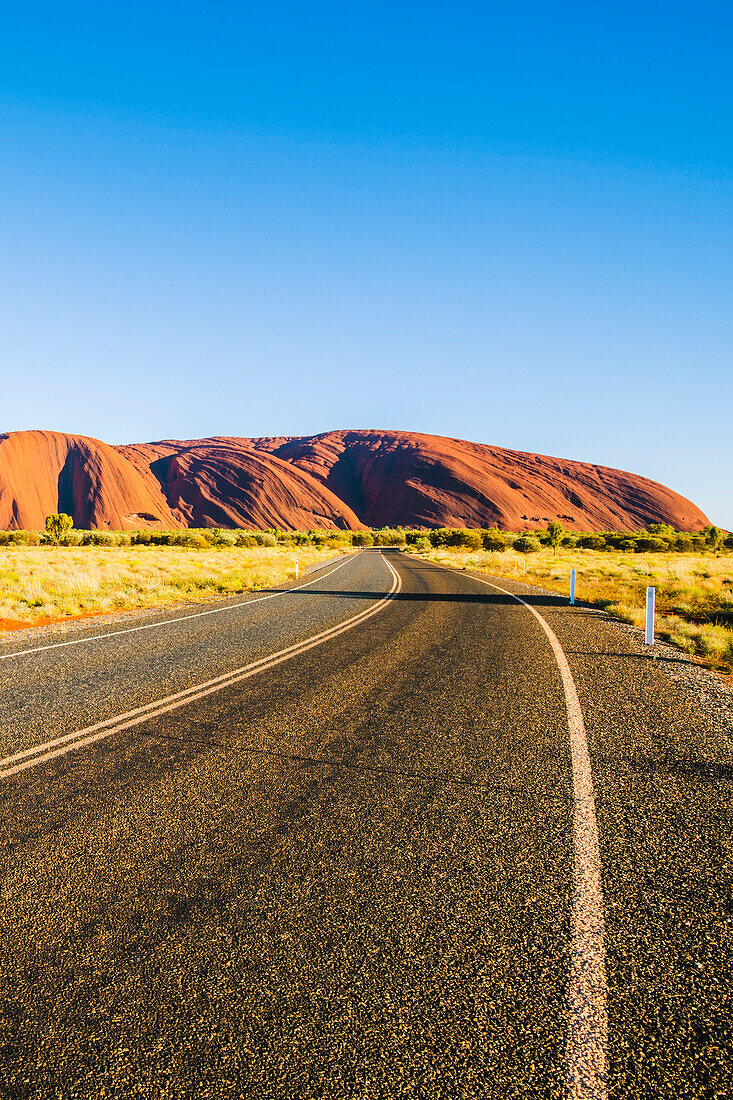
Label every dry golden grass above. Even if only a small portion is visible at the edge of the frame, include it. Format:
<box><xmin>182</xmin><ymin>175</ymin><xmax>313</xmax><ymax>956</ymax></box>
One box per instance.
<box><xmin>0</xmin><ymin>545</ymin><xmax>344</xmax><ymax>626</ymax></box>
<box><xmin>411</xmin><ymin>545</ymin><xmax>733</xmax><ymax>674</ymax></box>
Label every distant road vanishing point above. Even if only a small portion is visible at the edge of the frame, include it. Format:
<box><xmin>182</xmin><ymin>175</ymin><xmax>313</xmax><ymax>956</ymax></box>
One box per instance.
<box><xmin>1</xmin><ymin>551</ymin><xmax>730</xmax><ymax>1098</ymax></box>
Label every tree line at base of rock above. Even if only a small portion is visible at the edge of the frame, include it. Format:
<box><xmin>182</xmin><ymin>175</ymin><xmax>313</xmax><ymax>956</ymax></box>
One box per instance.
<box><xmin>0</xmin><ymin>516</ymin><xmax>728</xmax><ymax>554</ymax></box>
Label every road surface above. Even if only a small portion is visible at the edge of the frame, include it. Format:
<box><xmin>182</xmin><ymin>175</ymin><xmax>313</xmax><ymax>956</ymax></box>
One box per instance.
<box><xmin>1</xmin><ymin>550</ymin><xmax>731</xmax><ymax>1098</ymax></box>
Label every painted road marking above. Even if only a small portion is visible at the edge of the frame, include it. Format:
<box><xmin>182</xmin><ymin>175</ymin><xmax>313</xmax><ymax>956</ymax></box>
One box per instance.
<box><xmin>0</xmin><ymin>556</ymin><xmax>401</xmax><ymax>780</ymax></box>
<box><xmin>446</xmin><ymin>565</ymin><xmax>607</xmax><ymax>1100</ymax></box>
<box><xmin>0</xmin><ymin>553</ymin><xmax>357</xmax><ymax>662</ymax></box>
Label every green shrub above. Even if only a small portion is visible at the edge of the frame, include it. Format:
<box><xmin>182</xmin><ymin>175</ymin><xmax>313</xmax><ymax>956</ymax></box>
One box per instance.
<box><xmin>14</xmin><ymin>530</ymin><xmax>41</xmax><ymax>546</ymax></box>
<box><xmin>702</xmin><ymin>525</ymin><xmax>724</xmax><ymax>552</ymax></box>
<box><xmin>373</xmin><ymin>528</ymin><xmax>406</xmax><ymax>546</ymax></box>
<box><xmin>446</xmin><ymin>529</ymin><xmax>482</xmax><ymax>550</ymax></box>
<box><xmin>577</xmin><ymin>534</ymin><xmax>607</xmax><ymax>550</ymax></box>
<box><xmin>482</xmin><ymin>529</ymin><xmax>510</xmax><ymax>552</ymax></box>
<box><xmin>603</xmin><ymin>533</ymin><xmax>628</xmax><ymax>550</ymax></box>
<box><xmin>257</xmin><ymin>533</ymin><xmax>278</xmax><ymax>548</ymax></box>
<box><xmin>80</xmin><ymin>531</ymin><xmax>117</xmax><ymax>546</ymax></box>
<box><xmin>351</xmin><ymin>531</ymin><xmax>374</xmax><ymax>547</ymax></box>
<box><xmin>635</xmin><ymin>537</ymin><xmax>668</xmax><ymax>553</ymax></box>
<box><xmin>514</xmin><ymin>535</ymin><xmax>542</xmax><ymax>554</ymax></box>
<box><xmin>45</xmin><ymin>513</ymin><xmax>73</xmax><ymax>544</ymax></box>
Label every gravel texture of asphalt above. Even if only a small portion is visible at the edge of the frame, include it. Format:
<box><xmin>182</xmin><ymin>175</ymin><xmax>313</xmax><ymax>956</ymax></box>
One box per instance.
<box><xmin>0</xmin><ymin>550</ymin><xmax>731</xmax><ymax>1099</ymax></box>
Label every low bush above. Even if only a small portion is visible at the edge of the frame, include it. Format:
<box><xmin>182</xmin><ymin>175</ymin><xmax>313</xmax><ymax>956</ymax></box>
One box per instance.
<box><xmin>577</xmin><ymin>534</ymin><xmax>607</xmax><ymax>550</ymax></box>
<box><xmin>351</xmin><ymin>531</ymin><xmax>375</xmax><ymax>547</ymax></box>
<box><xmin>446</xmin><ymin>529</ymin><xmax>483</xmax><ymax>550</ymax></box>
<box><xmin>482</xmin><ymin>529</ymin><xmax>510</xmax><ymax>552</ymax></box>
<box><xmin>635</xmin><ymin>537</ymin><xmax>668</xmax><ymax>553</ymax></box>
<box><xmin>79</xmin><ymin>531</ymin><xmax>118</xmax><ymax>546</ymax></box>
<box><xmin>513</xmin><ymin>535</ymin><xmax>542</xmax><ymax>554</ymax></box>
<box><xmin>9</xmin><ymin>530</ymin><xmax>41</xmax><ymax>546</ymax></box>
<box><xmin>373</xmin><ymin>528</ymin><xmax>406</xmax><ymax>546</ymax></box>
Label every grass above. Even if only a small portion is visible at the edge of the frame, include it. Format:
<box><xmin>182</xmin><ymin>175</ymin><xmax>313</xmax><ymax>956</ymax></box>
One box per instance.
<box><xmin>409</xmin><ymin>545</ymin><xmax>733</xmax><ymax>676</ymax></box>
<box><xmin>0</xmin><ymin>545</ymin><xmax>344</xmax><ymax>627</ymax></box>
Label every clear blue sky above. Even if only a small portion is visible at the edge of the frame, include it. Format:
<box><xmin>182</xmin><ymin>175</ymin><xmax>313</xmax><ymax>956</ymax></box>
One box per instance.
<box><xmin>1</xmin><ymin>1</ymin><xmax>731</xmax><ymax>525</ymax></box>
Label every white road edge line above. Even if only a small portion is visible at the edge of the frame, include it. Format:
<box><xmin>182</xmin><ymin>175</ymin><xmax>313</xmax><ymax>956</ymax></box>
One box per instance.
<box><xmin>0</xmin><ymin>553</ymin><xmax>357</xmax><ymax>662</ymax></box>
<box><xmin>0</xmin><ymin>555</ymin><xmax>402</xmax><ymax>780</ymax></box>
<box><xmin>445</xmin><ymin>564</ymin><xmax>608</xmax><ymax>1100</ymax></box>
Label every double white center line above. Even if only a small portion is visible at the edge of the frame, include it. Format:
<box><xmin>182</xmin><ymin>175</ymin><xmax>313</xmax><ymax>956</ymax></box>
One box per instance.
<box><xmin>0</xmin><ymin>555</ymin><xmax>402</xmax><ymax>780</ymax></box>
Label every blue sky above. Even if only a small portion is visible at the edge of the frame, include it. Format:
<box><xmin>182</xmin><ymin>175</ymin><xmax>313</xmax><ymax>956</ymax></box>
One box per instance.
<box><xmin>1</xmin><ymin>1</ymin><xmax>731</xmax><ymax>525</ymax></box>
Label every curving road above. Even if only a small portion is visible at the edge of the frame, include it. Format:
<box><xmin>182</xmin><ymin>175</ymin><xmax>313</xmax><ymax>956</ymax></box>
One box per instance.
<box><xmin>0</xmin><ymin>550</ymin><xmax>731</xmax><ymax>1099</ymax></box>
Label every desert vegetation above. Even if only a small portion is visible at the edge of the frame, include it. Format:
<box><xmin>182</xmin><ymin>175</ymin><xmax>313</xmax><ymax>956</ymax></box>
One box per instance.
<box><xmin>1</xmin><ymin>518</ymin><xmax>731</xmax><ymax>675</ymax></box>
<box><xmin>0</xmin><ymin>544</ymin><xmax>345</xmax><ymax>628</ymax></box>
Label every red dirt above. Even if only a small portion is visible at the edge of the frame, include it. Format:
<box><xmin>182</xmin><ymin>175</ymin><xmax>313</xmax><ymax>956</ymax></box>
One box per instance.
<box><xmin>0</xmin><ymin>428</ymin><xmax>710</xmax><ymax>532</ymax></box>
<box><xmin>0</xmin><ymin>610</ymin><xmax>110</xmax><ymax>633</ymax></box>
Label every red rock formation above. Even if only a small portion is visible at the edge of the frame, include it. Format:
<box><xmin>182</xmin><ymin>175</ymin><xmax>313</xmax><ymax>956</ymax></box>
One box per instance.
<box><xmin>123</xmin><ymin>439</ymin><xmax>361</xmax><ymax>530</ymax></box>
<box><xmin>0</xmin><ymin>431</ymin><xmax>179</xmax><ymax>531</ymax></box>
<box><xmin>248</xmin><ymin>430</ymin><xmax>710</xmax><ymax>532</ymax></box>
<box><xmin>0</xmin><ymin>428</ymin><xmax>710</xmax><ymax>531</ymax></box>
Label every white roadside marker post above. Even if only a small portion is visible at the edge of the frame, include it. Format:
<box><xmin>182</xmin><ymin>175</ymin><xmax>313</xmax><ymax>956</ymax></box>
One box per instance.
<box><xmin>569</xmin><ymin>568</ymin><xmax>576</xmax><ymax>605</ymax></box>
<box><xmin>645</xmin><ymin>586</ymin><xmax>656</xmax><ymax>645</ymax></box>
<box><xmin>294</xmin><ymin>560</ymin><xmax>299</xmax><ymax>580</ymax></box>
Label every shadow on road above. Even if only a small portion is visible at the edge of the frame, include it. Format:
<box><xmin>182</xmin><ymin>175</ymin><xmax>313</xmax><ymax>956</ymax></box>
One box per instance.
<box><xmin>624</xmin><ymin>753</ymin><xmax>733</xmax><ymax>782</ymax></box>
<box><xmin>286</xmin><ymin>588</ymin><xmax>568</xmax><ymax>606</ymax></box>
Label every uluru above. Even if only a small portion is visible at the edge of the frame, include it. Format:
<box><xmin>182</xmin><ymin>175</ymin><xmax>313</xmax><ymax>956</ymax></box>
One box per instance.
<box><xmin>0</xmin><ymin>428</ymin><xmax>709</xmax><ymax>532</ymax></box>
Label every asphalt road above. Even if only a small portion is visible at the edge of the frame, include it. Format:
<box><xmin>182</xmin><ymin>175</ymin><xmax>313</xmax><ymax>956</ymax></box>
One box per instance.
<box><xmin>0</xmin><ymin>550</ymin><xmax>731</xmax><ymax>1099</ymax></box>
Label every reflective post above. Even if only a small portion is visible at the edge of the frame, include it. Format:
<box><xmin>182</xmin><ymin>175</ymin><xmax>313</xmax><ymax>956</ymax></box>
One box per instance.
<box><xmin>645</xmin><ymin>586</ymin><xmax>655</xmax><ymax>645</ymax></box>
<box><xmin>570</xmin><ymin>568</ymin><xmax>576</xmax><ymax>605</ymax></box>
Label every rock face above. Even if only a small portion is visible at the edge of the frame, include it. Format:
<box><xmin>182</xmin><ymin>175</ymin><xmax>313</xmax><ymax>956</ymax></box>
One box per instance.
<box><xmin>0</xmin><ymin>431</ymin><xmax>179</xmax><ymax>531</ymax></box>
<box><xmin>0</xmin><ymin>428</ymin><xmax>710</xmax><ymax>532</ymax></box>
